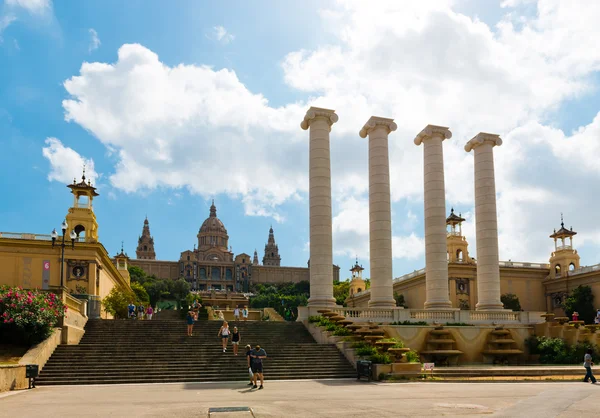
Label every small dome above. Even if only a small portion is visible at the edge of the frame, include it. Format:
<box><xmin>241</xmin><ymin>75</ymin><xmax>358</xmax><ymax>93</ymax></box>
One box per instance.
<box><xmin>199</xmin><ymin>201</ymin><xmax>228</xmax><ymax>235</ymax></box>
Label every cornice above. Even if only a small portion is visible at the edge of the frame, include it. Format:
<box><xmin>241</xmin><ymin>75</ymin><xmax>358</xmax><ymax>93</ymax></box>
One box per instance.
<box><xmin>359</xmin><ymin>116</ymin><xmax>397</xmax><ymax>138</ymax></box>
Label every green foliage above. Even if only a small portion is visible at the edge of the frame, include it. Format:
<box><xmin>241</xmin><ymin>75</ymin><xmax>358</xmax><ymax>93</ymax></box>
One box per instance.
<box><xmin>171</xmin><ymin>278</ymin><xmax>191</xmax><ymax>304</ymax></box>
<box><xmin>369</xmin><ymin>353</ymin><xmax>392</xmax><ymax>364</ymax></box>
<box><xmin>377</xmin><ymin>338</ymin><xmax>405</xmax><ymax>348</ymax></box>
<box><xmin>0</xmin><ymin>286</ymin><xmax>66</xmax><ymax>345</ymax></box>
<box><xmin>356</xmin><ymin>345</ymin><xmax>377</xmax><ymax>357</ymax></box>
<box><xmin>102</xmin><ymin>286</ymin><xmax>137</xmax><ymax>319</ymax></box>
<box><xmin>308</xmin><ymin>315</ymin><xmax>321</xmax><ymax>323</ymax></box>
<box><xmin>445</xmin><ymin>322</ymin><xmax>474</xmax><ymax>327</ymax></box>
<box><xmin>325</xmin><ymin>322</ymin><xmax>338</xmax><ymax>332</ymax></box>
<box><xmin>405</xmin><ymin>350</ymin><xmax>421</xmax><ymax>363</ymax></box>
<box><xmin>533</xmin><ymin>336</ymin><xmax>598</xmax><ymax>364</ymax></box>
<box><xmin>144</xmin><ymin>279</ymin><xmax>170</xmax><ymax>307</ymax></box>
<box><xmin>310</xmin><ymin>315</ymin><xmax>351</xmax><ymax>336</ymax></box>
<box><xmin>332</xmin><ymin>327</ymin><xmax>352</xmax><ymax>336</ymax></box>
<box><xmin>501</xmin><ymin>293</ymin><xmax>522</xmax><ymax>312</ymax></box>
<box><xmin>128</xmin><ymin>266</ymin><xmax>148</xmax><ymax>284</ymax></box>
<box><xmin>563</xmin><ymin>285</ymin><xmax>595</xmax><ymax>324</ymax></box>
<box><xmin>130</xmin><ymin>282</ymin><xmax>150</xmax><ymax>304</ymax></box>
<box><xmin>393</xmin><ymin>292</ymin><xmax>407</xmax><ymax>308</ymax></box>
<box><xmin>391</xmin><ymin>321</ymin><xmax>428</xmax><ymax>326</ymax></box>
<box><xmin>249</xmin><ymin>281</ymin><xmax>309</xmax><ymax>320</ymax></box>
<box><xmin>333</xmin><ymin>280</ymin><xmax>350</xmax><ymax>306</ymax></box>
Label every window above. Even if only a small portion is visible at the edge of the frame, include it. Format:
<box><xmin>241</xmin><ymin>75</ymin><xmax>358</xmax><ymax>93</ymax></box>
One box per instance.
<box><xmin>199</xmin><ymin>268</ymin><xmax>206</xmax><ymax>279</ymax></box>
<box><xmin>212</xmin><ymin>267</ymin><xmax>220</xmax><ymax>280</ymax></box>
<box><xmin>555</xmin><ymin>265</ymin><xmax>561</xmax><ymax>275</ymax></box>
<box><xmin>226</xmin><ymin>269</ymin><xmax>232</xmax><ymax>280</ymax></box>
<box><xmin>187</xmin><ymin>255</ymin><xmax>190</xmax><ymax>261</ymax></box>
<box><xmin>456</xmin><ymin>250</ymin><xmax>463</xmax><ymax>261</ymax></box>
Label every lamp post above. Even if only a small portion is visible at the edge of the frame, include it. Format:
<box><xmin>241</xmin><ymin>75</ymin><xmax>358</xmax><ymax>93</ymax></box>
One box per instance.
<box><xmin>51</xmin><ymin>220</ymin><xmax>77</xmax><ymax>289</ymax></box>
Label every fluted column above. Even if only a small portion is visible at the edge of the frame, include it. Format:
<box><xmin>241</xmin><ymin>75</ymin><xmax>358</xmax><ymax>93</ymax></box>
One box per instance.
<box><xmin>359</xmin><ymin>116</ymin><xmax>397</xmax><ymax>308</ymax></box>
<box><xmin>301</xmin><ymin>107</ymin><xmax>338</xmax><ymax>307</ymax></box>
<box><xmin>465</xmin><ymin>133</ymin><xmax>504</xmax><ymax>311</ymax></box>
<box><xmin>414</xmin><ymin>125</ymin><xmax>452</xmax><ymax>310</ymax></box>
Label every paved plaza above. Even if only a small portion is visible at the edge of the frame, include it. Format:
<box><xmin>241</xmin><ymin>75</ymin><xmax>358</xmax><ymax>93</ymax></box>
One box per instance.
<box><xmin>1</xmin><ymin>380</ymin><xmax>600</xmax><ymax>417</ymax></box>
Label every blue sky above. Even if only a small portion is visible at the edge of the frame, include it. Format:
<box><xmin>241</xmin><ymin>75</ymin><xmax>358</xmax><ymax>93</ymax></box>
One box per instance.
<box><xmin>1</xmin><ymin>0</ymin><xmax>600</xmax><ymax>280</ymax></box>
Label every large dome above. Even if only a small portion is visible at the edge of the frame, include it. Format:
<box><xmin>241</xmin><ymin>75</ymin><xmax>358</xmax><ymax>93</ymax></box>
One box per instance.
<box><xmin>199</xmin><ymin>201</ymin><xmax>228</xmax><ymax>235</ymax></box>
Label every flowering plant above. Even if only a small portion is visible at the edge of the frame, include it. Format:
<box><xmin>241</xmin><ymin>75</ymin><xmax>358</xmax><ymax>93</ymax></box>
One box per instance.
<box><xmin>0</xmin><ymin>285</ymin><xmax>66</xmax><ymax>345</ymax></box>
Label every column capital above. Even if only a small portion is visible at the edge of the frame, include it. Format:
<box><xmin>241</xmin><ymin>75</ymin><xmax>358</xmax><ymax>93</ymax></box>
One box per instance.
<box><xmin>464</xmin><ymin>132</ymin><xmax>502</xmax><ymax>152</ymax></box>
<box><xmin>359</xmin><ymin>116</ymin><xmax>397</xmax><ymax>138</ymax></box>
<box><xmin>300</xmin><ymin>106</ymin><xmax>338</xmax><ymax>130</ymax></box>
<box><xmin>414</xmin><ymin>124</ymin><xmax>452</xmax><ymax>146</ymax></box>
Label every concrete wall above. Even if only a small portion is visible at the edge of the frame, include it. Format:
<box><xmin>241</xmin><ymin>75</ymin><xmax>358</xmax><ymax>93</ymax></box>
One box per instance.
<box><xmin>0</xmin><ymin>365</ymin><xmax>27</xmax><ymax>392</ymax></box>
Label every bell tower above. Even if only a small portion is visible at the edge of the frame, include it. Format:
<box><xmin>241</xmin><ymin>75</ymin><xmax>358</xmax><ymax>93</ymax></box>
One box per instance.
<box><xmin>136</xmin><ymin>217</ymin><xmax>156</xmax><ymax>260</ymax></box>
<box><xmin>349</xmin><ymin>258</ymin><xmax>366</xmax><ymax>296</ymax></box>
<box><xmin>446</xmin><ymin>208</ymin><xmax>472</xmax><ymax>263</ymax></box>
<box><xmin>65</xmin><ymin>168</ymin><xmax>99</xmax><ymax>243</ymax></box>
<box><xmin>114</xmin><ymin>242</ymin><xmax>131</xmax><ymax>285</ymax></box>
<box><xmin>549</xmin><ymin>214</ymin><xmax>580</xmax><ymax>278</ymax></box>
<box><xmin>262</xmin><ymin>226</ymin><xmax>281</xmax><ymax>266</ymax></box>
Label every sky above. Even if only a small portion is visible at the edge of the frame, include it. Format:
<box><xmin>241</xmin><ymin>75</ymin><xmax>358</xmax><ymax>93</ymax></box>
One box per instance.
<box><xmin>1</xmin><ymin>0</ymin><xmax>599</xmax><ymax>280</ymax></box>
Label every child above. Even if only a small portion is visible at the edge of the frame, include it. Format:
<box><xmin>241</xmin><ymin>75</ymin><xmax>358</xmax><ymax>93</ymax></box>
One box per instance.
<box><xmin>584</xmin><ymin>349</ymin><xmax>597</xmax><ymax>383</ymax></box>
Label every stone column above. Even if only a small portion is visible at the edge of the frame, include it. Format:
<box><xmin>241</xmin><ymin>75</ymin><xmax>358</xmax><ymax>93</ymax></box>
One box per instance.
<box><xmin>465</xmin><ymin>133</ymin><xmax>504</xmax><ymax>311</ymax></box>
<box><xmin>359</xmin><ymin>116</ymin><xmax>397</xmax><ymax>308</ymax></box>
<box><xmin>301</xmin><ymin>107</ymin><xmax>338</xmax><ymax>307</ymax></box>
<box><xmin>414</xmin><ymin>125</ymin><xmax>453</xmax><ymax>310</ymax></box>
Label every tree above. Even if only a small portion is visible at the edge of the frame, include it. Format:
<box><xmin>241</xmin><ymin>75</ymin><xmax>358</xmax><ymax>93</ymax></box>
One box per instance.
<box><xmin>102</xmin><ymin>286</ymin><xmax>137</xmax><ymax>319</ymax></box>
<box><xmin>143</xmin><ymin>279</ymin><xmax>170</xmax><ymax>307</ymax></box>
<box><xmin>128</xmin><ymin>266</ymin><xmax>148</xmax><ymax>284</ymax></box>
<box><xmin>171</xmin><ymin>279</ymin><xmax>191</xmax><ymax>308</ymax></box>
<box><xmin>501</xmin><ymin>293</ymin><xmax>522</xmax><ymax>312</ymax></box>
<box><xmin>334</xmin><ymin>281</ymin><xmax>350</xmax><ymax>306</ymax></box>
<box><xmin>393</xmin><ymin>292</ymin><xmax>407</xmax><ymax>308</ymax></box>
<box><xmin>131</xmin><ymin>281</ymin><xmax>150</xmax><ymax>304</ymax></box>
<box><xmin>563</xmin><ymin>285</ymin><xmax>595</xmax><ymax>323</ymax></box>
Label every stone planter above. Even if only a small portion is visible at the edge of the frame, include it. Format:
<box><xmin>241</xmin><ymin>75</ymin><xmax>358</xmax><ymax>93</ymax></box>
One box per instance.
<box><xmin>392</xmin><ymin>362</ymin><xmax>422</xmax><ymax>374</ymax></box>
<box><xmin>372</xmin><ymin>363</ymin><xmax>392</xmax><ymax>380</ymax></box>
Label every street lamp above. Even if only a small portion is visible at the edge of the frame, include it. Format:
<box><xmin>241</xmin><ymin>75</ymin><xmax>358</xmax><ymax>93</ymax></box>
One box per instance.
<box><xmin>51</xmin><ymin>220</ymin><xmax>77</xmax><ymax>288</ymax></box>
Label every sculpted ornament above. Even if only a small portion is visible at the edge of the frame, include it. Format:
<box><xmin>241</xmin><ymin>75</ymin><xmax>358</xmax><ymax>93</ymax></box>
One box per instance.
<box><xmin>414</xmin><ymin>124</ymin><xmax>452</xmax><ymax>145</ymax></box>
<box><xmin>464</xmin><ymin>132</ymin><xmax>502</xmax><ymax>152</ymax></box>
<box><xmin>359</xmin><ymin>116</ymin><xmax>397</xmax><ymax>138</ymax></box>
<box><xmin>300</xmin><ymin>106</ymin><xmax>339</xmax><ymax>130</ymax></box>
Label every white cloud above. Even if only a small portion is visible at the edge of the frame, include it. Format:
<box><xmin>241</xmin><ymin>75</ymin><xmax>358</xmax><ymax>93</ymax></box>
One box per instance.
<box><xmin>0</xmin><ymin>14</ymin><xmax>16</xmax><ymax>42</ymax></box>
<box><xmin>88</xmin><ymin>28</ymin><xmax>100</xmax><ymax>53</ymax></box>
<box><xmin>5</xmin><ymin>0</ymin><xmax>51</xmax><ymax>15</ymax></box>
<box><xmin>42</xmin><ymin>138</ymin><xmax>98</xmax><ymax>185</ymax></box>
<box><xmin>208</xmin><ymin>25</ymin><xmax>234</xmax><ymax>44</ymax></box>
<box><xmin>58</xmin><ymin>1</ymin><xmax>600</xmax><ymax>266</ymax></box>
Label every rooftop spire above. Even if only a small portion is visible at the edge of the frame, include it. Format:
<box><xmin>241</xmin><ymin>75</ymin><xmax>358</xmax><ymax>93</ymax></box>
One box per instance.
<box><xmin>210</xmin><ymin>200</ymin><xmax>217</xmax><ymax>217</ymax></box>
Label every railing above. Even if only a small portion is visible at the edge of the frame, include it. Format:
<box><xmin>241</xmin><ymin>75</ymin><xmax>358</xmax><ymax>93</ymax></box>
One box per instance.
<box><xmin>0</xmin><ymin>232</ymin><xmax>85</xmax><ymax>242</ymax></box>
<box><xmin>498</xmin><ymin>261</ymin><xmax>550</xmax><ymax>269</ymax></box>
<box><xmin>556</xmin><ymin>245</ymin><xmax>572</xmax><ymax>251</ymax></box>
<box><xmin>393</xmin><ymin>268</ymin><xmax>426</xmax><ymax>283</ymax></box>
<box><xmin>446</xmin><ymin>231</ymin><xmax>462</xmax><ymax>237</ymax></box>
<box><xmin>331</xmin><ymin>307</ymin><xmax>394</xmax><ymax>321</ymax></box>
<box><xmin>409</xmin><ymin>310</ymin><xmax>457</xmax><ymax>321</ymax></box>
<box><xmin>568</xmin><ymin>263</ymin><xmax>600</xmax><ymax>277</ymax></box>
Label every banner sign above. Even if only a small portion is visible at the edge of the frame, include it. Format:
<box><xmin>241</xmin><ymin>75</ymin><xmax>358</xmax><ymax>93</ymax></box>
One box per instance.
<box><xmin>423</xmin><ymin>363</ymin><xmax>435</xmax><ymax>371</ymax></box>
<box><xmin>42</xmin><ymin>260</ymin><xmax>50</xmax><ymax>290</ymax></box>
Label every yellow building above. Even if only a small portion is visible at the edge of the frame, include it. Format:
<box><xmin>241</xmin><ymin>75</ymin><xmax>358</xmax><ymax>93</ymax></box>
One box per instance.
<box><xmin>0</xmin><ymin>172</ymin><xmax>131</xmax><ymax>318</ymax></box>
<box><xmin>347</xmin><ymin>211</ymin><xmax>600</xmax><ymax>316</ymax></box>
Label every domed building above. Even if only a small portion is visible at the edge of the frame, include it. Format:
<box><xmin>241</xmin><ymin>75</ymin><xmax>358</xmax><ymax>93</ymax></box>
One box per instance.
<box><xmin>127</xmin><ymin>201</ymin><xmax>340</xmax><ymax>292</ymax></box>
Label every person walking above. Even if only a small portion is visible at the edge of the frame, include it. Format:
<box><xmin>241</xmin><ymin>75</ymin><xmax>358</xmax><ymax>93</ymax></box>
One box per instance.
<box><xmin>128</xmin><ymin>302</ymin><xmax>136</xmax><ymax>319</ymax></box>
<box><xmin>218</xmin><ymin>321</ymin><xmax>230</xmax><ymax>353</ymax></box>
<box><xmin>231</xmin><ymin>326</ymin><xmax>241</xmax><ymax>356</ymax></box>
<box><xmin>146</xmin><ymin>305</ymin><xmax>154</xmax><ymax>320</ymax></box>
<box><xmin>245</xmin><ymin>344</ymin><xmax>254</xmax><ymax>386</ymax></box>
<box><xmin>186</xmin><ymin>310</ymin><xmax>195</xmax><ymax>337</ymax></box>
<box><xmin>233</xmin><ymin>305</ymin><xmax>240</xmax><ymax>321</ymax></box>
<box><xmin>137</xmin><ymin>303</ymin><xmax>145</xmax><ymax>320</ymax></box>
<box><xmin>242</xmin><ymin>306</ymin><xmax>249</xmax><ymax>322</ymax></box>
<box><xmin>250</xmin><ymin>344</ymin><xmax>267</xmax><ymax>389</ymax></box>
<box><xmin>584</xmin><ymin>348</ymin><xmax>597</xmax><ymax>383</ymax></box>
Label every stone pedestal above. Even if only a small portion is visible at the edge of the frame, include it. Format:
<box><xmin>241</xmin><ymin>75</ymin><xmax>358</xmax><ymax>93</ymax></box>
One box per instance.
<box><xmin>301</xmin><ymin>107</ymin><xmax>338</xmax><ymax>307</ymax></box>
<box><xmin>360</xmin><ymin>116</ymin><xmax>397</xmax><ymax>308</ymax></box>
<box><xmin>414</xmin><ymin>125</ymin><xmax>452</xmax><ymax>310</ymax></box>
<box><xmin>465</xmin><ymin>133</ymin><xmax>504</xmax><ymax>311</ymax></box>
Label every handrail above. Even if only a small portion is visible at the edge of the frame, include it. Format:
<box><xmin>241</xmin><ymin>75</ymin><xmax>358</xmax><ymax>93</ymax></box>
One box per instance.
<box><xmin>0</xmin><ymin>232</ymin><xmax>85</xmax><ymax>242</ymax></box>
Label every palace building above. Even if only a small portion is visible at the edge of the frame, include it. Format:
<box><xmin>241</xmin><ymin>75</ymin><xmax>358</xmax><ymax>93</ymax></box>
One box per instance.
<box><xmin>124</xmin><ymin>201</ymin><xmax>340</xmax><ymax>291</ymax></box>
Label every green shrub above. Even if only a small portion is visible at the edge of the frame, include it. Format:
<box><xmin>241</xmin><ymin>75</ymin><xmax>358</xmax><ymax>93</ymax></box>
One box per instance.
<box><xmin>356</xmin><ymin>345</ymin><xmax>377</xmax><ymax>356</ymax></box>
<box><xmin>308</xmin><ymin>316</ymin><xmax>321</xmax><ymax>323</ymax></box>
<box><xmin>369</xmin><ymin>353</ymin><xmax>392</xmax><ymax>364</ymax></box>
<box><xmin>533</xmin><ymin>336</ymin><xmax>597</xmax><ymax>364</ymax></box>
<box><xmin>332</xmin><ymin>327</ymin><xmax>352</xmax><ymax>336</ymax></box>
<box><xmin>563</xmin><ymin>285</ymin><xmax>595</xmax><ymax>324</ymax></box>
<box><xmin>325</xmin><ymin>323</ymin><xmax>338</xmax><ymax>332</ymax></box>
<box><xmin>445</xmin><ymin>322</ymin><xmax>473</xmax><ymax>326</ymax></box>
<box><xmin>0</xmin><ymin>286</ymin><xmax>66</xmax><ymax>345</ymax></box>
<box><xmin>377</xmin><ymin>338</ymin><xmax>405</xmax><ymax>348</ymax></box>
<box><xmin>405</xmin><ymin>350</ymin><xmax>420</xmax><ymax>363</ymax></box>
<box><xmin>391</xmin><ymin>320</ymin><xmax>428</xmax><ymax>326</ymax></box>
<box><xmin>501</xmin><ymin>293</ymin><xmax>522</xmax><ymax>312</ymax></box>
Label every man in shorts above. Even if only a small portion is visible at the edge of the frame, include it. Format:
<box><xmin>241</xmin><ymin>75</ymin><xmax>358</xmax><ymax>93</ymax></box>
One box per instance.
<box><xmin>250</xmin><ymin>344</ymin><xmax>267</xmax><ymax>389</ymax></box>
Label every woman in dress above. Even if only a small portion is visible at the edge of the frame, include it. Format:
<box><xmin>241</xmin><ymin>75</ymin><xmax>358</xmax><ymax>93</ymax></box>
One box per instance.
<box><xmin>186</xmin><ymin>310</ymin><xmax>195</xmax><ymax>336</ymax></box>
<box><xmin>218</xmin><ymin>321</ymin><xmax>230</xmax><ymax>352</ymax></box>
<box><xmin>231</xmin><ymin>326</ymin><xmax>241</xmax><ymax>356</ymax></box>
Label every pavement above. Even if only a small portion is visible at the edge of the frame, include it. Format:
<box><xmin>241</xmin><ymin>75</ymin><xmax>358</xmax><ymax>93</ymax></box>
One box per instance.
<box><xmin>1</xmin><ymin>379</ymin><xmax>600</xmax><ymax>418</ymax></box>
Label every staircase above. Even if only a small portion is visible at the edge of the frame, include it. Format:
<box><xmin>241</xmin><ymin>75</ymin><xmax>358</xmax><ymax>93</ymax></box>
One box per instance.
<box><xmin>36</xmin><ymin>319</ymin><xmax>355</xmax><ymax>385</ymax></box>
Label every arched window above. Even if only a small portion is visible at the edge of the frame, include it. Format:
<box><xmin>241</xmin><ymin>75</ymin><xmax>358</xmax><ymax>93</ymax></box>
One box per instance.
<box><xmin>212</xmin><ymin>267</ymin><xmax>220</xmax><ymax>280</ymax></box>
<box><xmin>74</xmin><ymin>224</ymin><xmax>86</xmax><ymax>240</ymax></box>
<box><xmin>144</xmin><ymin>245</ymin><xmax>148</xmax><ymax>251</ymax></box>
<box><xmin>555</xmin><ymin>265</ymin><xmax>561</xmax><ymax>275</ymax></box>
<box><xmin>271</xmin><ymin>252</ymin><xmax>274</xmax><ymax>257</ymax></box>
<box><xmin>357</xmin><ymin>288</ymin><xmax>362</xmax><ymax>293</ymax></box>
<box><xmin>569</xmin><ymin>263</ymin><xmax>575</xmax><ymax>271</ymax></box>
<box><xmin>456</xmin><ymin>250</ymin><xmax>463</xmax><ymax>261</ymax></box>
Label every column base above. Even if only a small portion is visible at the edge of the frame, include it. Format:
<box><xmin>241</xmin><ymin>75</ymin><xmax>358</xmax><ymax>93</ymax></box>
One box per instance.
<box><xmin>368</xmin><ymin>299</ymin><xmax>396</xmax><ymax>309</ymax></box>
<box><xmin>475</xmin><ymin>303</ymin><xmax>506</xmax><ymax>311</ymax></box>
<box><xmin>424</xmin><ymin>300</ymin><xmax>453</xmax><ymax>310</ymax></box>
<box><xmin>307</xmin><ymin>296</ymin><xmax>337</xmax><ymax>308</ymax></box>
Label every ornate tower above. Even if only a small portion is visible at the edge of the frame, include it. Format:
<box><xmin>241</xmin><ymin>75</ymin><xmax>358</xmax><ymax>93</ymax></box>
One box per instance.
<box><xmin>348</xmin><ymin>258</ymin><xmax>366</xmax><ymax>296</ymax></box>
<box><xmin>115</xmin><ymin>242</ymin><xmax>131</xmax><ymax>285</ymax></box>
<box><xmin>262</xmin><ymin>226</ymin><xmax>281</xmax><ymax>266</ymax></box>
<box><xmin>549</xmin><ymin>214</ymin><xmax>580</xmax><ymax>278</ymax></box>
<box><xmin>65</xmin><ymin>168</ymin><xmax>99</xmax><ymax>243</ymax></box>
<box><xmin>446</xmin><ymin>208</ymin><xmax>472</xmax><ymax>263</ymax></box>
<box><xmin>136</xmin><ymin>217</ymin><xmax>156</xmax><ymax>260</ymax></box>
<box><xmin>253</xmin><ymin>249</ymin><xmax>259</xmax><ymax>266</ymax></box>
